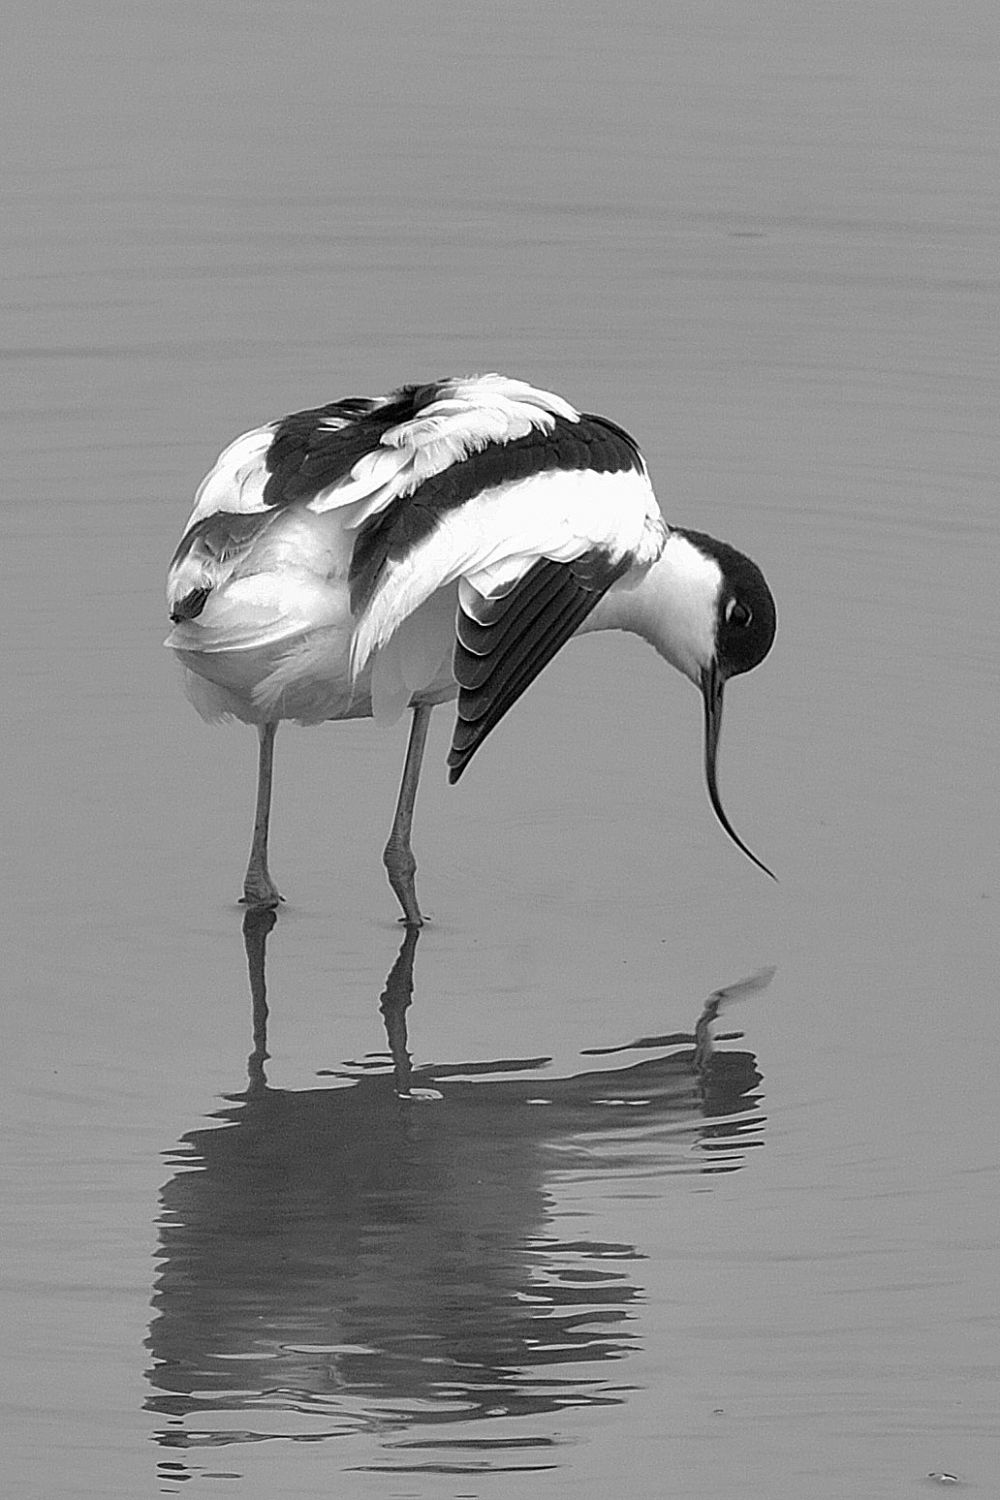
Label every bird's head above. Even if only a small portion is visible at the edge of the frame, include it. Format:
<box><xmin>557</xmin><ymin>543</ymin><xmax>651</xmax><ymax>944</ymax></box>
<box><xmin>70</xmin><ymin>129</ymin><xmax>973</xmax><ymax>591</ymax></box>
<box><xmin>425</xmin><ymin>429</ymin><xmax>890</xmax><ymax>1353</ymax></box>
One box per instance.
<box><xmin>632</xmin><ymin>528</ymin><xmax>777</xmax><ymax>876</ymax></box>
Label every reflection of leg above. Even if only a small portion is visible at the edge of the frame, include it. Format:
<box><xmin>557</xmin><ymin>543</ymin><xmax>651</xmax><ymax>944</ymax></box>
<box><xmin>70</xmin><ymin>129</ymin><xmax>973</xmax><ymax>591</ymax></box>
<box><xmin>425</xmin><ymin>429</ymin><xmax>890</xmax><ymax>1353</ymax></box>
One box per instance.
<box><xmin>693</xmin><ymin>966</ymin><xmax>775</xmax><ymax>1071</ymax></box>
<box><xmin>379</xmin><ymin>925</ymin><xmax>420</xmax><ymax>1096</ymax></box>
<box><xmin>242</xmin><ymin>906</ymin><xmax>277</xmax><ymax>1089</ymax></box>
<box><xmin>242</xmin><ymin>722</ymin><xmax>283</xmax><ymax>908</ymax></box>
<box><xmin>383</xmin><ymin>703</ymin><xmax>433</xmax><ymax>926</ymax></box>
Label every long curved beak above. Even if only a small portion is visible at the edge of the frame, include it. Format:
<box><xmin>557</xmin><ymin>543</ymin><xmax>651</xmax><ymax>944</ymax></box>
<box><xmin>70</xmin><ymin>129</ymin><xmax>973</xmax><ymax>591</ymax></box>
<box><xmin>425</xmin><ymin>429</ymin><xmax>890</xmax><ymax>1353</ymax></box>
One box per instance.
<box><xmin>700</xmin><ymin>661</ymin><xmax>775</xmax><ymax>879</ymax></box>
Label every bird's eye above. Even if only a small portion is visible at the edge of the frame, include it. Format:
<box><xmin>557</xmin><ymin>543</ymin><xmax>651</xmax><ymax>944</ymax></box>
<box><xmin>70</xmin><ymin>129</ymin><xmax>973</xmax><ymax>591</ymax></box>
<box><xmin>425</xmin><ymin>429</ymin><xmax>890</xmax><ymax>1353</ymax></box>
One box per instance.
<box><xmin>725</xmin><ymin>598</ymin><xmax>752</xmax><ymax>628</ymax></box>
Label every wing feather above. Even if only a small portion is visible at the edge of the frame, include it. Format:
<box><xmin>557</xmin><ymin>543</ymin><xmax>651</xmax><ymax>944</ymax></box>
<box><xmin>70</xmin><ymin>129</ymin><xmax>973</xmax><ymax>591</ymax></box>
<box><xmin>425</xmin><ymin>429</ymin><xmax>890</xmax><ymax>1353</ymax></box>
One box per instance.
<box><xmin>453</xmin><ymin>565</ymin><xmax>569</xmax><ymax>683</ymax></box>
<box><xmin>447</xmin><ymin>550</ymin><xmax>631</xmax><ymax>781</ymax></box>
<box><xmin>350</xmin><ymin>463</ymin><xmax>661</xmax><ymax>679</ymax></box>
<box><xmin>167</xmin><ymin>508</ymin><xmax>284</xmax><ymax>617</ymax></box>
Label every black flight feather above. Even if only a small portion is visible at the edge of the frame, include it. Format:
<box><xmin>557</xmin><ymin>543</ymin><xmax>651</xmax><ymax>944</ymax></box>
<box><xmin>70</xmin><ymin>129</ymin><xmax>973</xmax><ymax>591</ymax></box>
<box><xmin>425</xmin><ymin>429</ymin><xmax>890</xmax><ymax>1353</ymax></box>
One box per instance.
<box><xmin>448</xmin><ymin>549</ymin><xmax>630</xmax><ymax>781</ymax></box>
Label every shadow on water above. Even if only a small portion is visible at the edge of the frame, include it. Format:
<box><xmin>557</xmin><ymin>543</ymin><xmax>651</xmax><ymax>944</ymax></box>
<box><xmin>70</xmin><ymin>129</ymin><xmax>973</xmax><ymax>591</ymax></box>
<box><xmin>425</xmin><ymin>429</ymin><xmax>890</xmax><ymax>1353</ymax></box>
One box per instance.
<box><xmin>146</xmin><ymin>912</ymin><xmax>771</xmax><ymax>1477</ymax></box>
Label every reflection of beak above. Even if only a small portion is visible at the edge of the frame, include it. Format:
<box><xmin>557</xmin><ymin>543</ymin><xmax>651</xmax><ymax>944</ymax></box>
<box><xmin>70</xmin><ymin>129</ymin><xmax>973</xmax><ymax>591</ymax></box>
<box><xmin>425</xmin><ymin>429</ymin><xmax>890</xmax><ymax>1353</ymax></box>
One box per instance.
<box><xmin>700</xmin><ymin>660</ymin><xmax>776</xmax><ymax>879</ymax></box>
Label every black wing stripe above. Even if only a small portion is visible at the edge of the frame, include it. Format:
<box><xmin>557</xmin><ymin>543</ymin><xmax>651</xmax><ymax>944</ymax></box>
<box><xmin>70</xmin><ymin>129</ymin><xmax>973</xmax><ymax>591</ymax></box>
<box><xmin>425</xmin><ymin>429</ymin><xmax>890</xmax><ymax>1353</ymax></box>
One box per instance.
<box><xmin>579</xmin><ymin>412</ymin><xmax>645</xmax><ymax>467</ymax></box>
<box><xmin>447</xmin><ymin>551</ymin><xmax>629</xmax><ymax>782</ymax></box>
<box><xmin>349</xmin><ymin>412</ymin><xmax>644</xmax><ymax>613</ymax></box>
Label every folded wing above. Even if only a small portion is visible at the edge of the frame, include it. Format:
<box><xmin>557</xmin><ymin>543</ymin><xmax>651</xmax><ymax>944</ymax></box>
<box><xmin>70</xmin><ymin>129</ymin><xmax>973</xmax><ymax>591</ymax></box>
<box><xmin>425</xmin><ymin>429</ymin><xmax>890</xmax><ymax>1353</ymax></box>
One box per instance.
<box><xmin>448</xmin><ymin>549</ymin><xmax>632</xmax><ymax>780</ymax></box>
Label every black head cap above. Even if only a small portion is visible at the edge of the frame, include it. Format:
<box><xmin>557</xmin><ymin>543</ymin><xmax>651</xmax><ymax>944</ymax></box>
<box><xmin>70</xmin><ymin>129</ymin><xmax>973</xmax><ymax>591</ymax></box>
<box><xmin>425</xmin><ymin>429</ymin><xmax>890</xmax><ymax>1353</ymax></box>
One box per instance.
<box><xmin>678</xmin><ymin>529</ymin><xmax>777</xmax><ymax>679</ymax></box>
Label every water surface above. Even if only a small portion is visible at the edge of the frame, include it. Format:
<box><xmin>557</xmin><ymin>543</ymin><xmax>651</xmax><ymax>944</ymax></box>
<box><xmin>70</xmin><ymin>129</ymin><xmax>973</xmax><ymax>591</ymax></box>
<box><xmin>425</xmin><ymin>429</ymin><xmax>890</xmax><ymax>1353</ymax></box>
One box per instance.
<box><xmin>3</xmin><ymin>2</ymin><xmax>999</xmax><ymax>1496</ymax></box>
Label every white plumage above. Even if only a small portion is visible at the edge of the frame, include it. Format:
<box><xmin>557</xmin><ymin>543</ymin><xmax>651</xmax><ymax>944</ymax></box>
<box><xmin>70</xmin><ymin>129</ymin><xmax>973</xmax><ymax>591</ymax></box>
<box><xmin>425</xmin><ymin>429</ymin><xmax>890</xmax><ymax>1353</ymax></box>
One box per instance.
<box><xmin>166</xmin><ymin>373</ymin><xmax>777</xmax><ymax>920</ymax></box>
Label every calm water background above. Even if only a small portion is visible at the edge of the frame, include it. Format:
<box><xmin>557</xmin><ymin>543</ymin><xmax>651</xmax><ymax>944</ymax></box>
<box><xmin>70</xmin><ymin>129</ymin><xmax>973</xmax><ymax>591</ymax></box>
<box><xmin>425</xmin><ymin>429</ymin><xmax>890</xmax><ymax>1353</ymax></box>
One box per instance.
<box><xmin>3</xmin><ymin>2</ymin><xmax>998</xmax><ymax>1496</ymax></box>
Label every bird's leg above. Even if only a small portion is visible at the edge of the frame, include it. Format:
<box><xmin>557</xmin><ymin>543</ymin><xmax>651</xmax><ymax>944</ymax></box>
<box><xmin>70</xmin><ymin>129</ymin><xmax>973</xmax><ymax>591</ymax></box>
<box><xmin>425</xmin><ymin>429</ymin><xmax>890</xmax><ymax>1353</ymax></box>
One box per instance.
<box><xmin>241</xmin><ymin>721</ymin><xmax>283</xmax><ymax>909</ymax></box>
<box><xmin>383</xmin><ymin>702</ymin><xmax>433</xmax><ymax>926</ymax></box>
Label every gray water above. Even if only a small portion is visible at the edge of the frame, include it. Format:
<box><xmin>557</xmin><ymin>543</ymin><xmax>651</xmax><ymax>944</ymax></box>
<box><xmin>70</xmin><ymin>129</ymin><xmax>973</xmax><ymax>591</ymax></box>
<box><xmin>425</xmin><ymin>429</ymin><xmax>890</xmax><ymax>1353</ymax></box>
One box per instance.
<box><xmin>3</xmin><ymin>3</ymin><xmax>999</xmax><ymax>1496</ymax></box>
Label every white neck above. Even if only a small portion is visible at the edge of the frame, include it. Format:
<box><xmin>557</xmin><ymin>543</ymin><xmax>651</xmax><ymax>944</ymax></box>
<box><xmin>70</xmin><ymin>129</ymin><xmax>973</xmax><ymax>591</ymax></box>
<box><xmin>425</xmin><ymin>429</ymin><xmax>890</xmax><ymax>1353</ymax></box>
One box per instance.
<box><xmin>579</xmin><ymin>532</ymin><xmax>721</xmax><ymax>683</ymax></box>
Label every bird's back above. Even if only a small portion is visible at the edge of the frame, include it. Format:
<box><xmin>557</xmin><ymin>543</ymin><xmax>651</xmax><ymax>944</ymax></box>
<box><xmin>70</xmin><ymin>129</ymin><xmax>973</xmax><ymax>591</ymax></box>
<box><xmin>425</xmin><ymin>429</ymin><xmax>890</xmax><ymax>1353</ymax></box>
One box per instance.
<box><xmin>166</xmin><ymin>375</ymin><xmax>664</xmax><ymax>756</ymax></box>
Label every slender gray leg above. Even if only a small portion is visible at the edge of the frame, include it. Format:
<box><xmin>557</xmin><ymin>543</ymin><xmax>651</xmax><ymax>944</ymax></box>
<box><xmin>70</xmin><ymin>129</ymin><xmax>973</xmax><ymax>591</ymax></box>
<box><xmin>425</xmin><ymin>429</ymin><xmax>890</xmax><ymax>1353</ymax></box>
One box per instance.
<box><xmin>242</xmin><ymin>721</ymin><xmax>283</xmax><ymax>909</ymax></box>
<box><xmin>383</xmin><ymin>702</ymin><xmax>433</xmax><ymax>926</ymax></box>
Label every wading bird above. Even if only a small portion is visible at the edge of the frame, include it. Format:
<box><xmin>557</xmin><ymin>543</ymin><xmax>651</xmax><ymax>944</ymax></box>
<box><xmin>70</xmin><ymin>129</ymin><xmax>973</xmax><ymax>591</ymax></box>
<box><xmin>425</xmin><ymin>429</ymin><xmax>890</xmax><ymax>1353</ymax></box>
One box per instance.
<box><xmin>166</xmin><ymin>374</ymin><xmax>776</xmax><ymax>923</ymax></box>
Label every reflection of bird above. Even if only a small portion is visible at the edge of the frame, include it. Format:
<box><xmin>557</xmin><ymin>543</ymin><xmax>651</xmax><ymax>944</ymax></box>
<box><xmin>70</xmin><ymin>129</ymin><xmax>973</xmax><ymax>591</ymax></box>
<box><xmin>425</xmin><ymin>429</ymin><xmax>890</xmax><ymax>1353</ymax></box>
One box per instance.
<box><xmin>146</xmin><ymin>915</ymin><xmax>767</xmax><ymax>1461</ymax></box>
<box><xmin>166</xmin><ymin>374</ymin><xmax>777</xmax><ymax>920</ymax></box>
